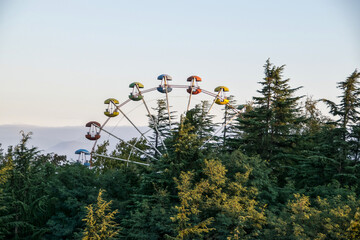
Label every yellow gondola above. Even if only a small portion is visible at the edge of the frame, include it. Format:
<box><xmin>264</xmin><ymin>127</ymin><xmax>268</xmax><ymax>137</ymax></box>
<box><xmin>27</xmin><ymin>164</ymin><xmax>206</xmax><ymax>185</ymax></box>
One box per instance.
<box><xmin>214</xmin><ymin>86</ymin><xmax>229</xmax><ymax>105</ymax></box>
<box><xmin>104</xmin><ymin>98</ymin><xmax>119</xmax><ymax>117</ymax></box>
<box><xmin>215</xmin><ymin>98</ymin><xmax>229</xmax><ymax>105</ymax></box>
<box><xmin>214</xmin><ymin>86</ymin><xmax>229</xmax><ymax>92</ymax></box>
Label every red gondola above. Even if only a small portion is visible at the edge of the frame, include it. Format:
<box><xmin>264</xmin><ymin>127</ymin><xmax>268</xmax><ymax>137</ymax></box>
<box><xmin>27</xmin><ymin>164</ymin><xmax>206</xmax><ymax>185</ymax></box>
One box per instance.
<box><xmin>186</xmin><ymin>75</ymin><xmax>202</xmax><ymax>95</ymax></box>
<box><xmin>85</xmin><ymin>121</ymin><xmax>101</xmax><ymax>140</ymax></box>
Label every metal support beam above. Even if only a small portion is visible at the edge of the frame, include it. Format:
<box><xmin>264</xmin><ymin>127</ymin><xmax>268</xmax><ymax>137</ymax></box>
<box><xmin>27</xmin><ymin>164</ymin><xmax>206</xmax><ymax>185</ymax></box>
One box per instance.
<box><xmin>93</xmin><ymin>153</ymin><xmax>150</xmax><ymax>166</ymax></box>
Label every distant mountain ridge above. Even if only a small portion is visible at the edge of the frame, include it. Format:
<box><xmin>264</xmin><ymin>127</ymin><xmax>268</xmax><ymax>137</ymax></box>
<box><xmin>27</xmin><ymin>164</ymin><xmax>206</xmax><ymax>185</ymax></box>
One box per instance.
<box><xmin>0</xmin><ymin>125</ymin><xmax>147</xmax><ymax>160</ymax></box>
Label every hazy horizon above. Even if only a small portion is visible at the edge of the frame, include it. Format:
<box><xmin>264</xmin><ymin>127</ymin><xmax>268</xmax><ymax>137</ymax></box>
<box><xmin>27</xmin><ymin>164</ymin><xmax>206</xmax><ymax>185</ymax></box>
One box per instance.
<box><xmin>0</xmin><ymin>124</ymin><xmax>148</xmax><ymax>160</ymax></box>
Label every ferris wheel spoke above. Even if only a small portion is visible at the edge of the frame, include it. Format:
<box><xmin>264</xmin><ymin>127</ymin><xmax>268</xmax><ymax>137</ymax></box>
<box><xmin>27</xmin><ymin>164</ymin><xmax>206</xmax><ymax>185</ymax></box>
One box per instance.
<box><xmin>90</xmin><ymin>139</ymin><xmax>99</xmax><ymax>159</ymax></box>
<box><xmin>118</xmin><ymin>98</ymin><xmax>132</xmax><ymax>108</ymax></box>
<box><xmin>186</xmin><ymin>86</ymin><xmax>194</xmax><ymax>112</ymax></box>
<box><xmin>93</xmin><ymin>153</ymin><xmax>150</xmax><ymax>166</ymax></box>
<box><xmin>95</xmin><ymin>125</ymin><xmax>159</xmax><ymax>161</ymax></box>
<box><xmin>168</xmin><ymin>84</ymin><xmax>188</xmax><ymax>89</ymax></box>
<box><xmin>165</xmin><ymin>88</ymin><xmax>172</xmax><ymax>129</ymax></box>
<box><xmin>113</xmin><ymin>106</ymin><xmax>163</xmax><ymax>156</ymax></box>
<box><xmin>201</xmin><ymin>89</ymin><xmax>218</xmax><ymax>98</ymax></box>
<box><xmin>206</xmin><ymin>91</ymin><xmax>220</xmax><ymax>115</ymax></box>
<box><xmin>200</xmin><ymin>111</ymin><xmax>241</xmax><ymax>149</ymax></box>
<box><xmin>126</xmin><ymin>136</ymin><xmax>141</xmax><ymax>167</ymax></box>
<box><xmin>140</xmin><ymin>87</ymin><xmax>158</xmax><ymax>94</ymax></box>
<box><xmin>226</xmin><ymin>104</ymin><xmax>242</xmax><ymax>114</ymax></box>
<box><xmin>136</xmin><ymin>85</ymin><xmax>168</xmax><ymax>153</ymax></box>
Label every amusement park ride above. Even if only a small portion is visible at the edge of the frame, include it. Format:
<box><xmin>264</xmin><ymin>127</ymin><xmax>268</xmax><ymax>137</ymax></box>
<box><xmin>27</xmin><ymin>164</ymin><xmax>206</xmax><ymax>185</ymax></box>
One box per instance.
<box><xmin>75</xmin><ymin>74</ymin><xmax>243</xmax><ymax>167</ymax></box>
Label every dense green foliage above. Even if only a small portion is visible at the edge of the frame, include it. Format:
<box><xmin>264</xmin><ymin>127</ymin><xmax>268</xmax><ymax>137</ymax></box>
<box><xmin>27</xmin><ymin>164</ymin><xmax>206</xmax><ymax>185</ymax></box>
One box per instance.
<box><xmin>1</xmin><ymin>60</ymin><xmax>360</xmax><ymax>239</ymax></box>
<box><xmin>82</xmin><ymin>189</ymin><xmax>119</xmax><ymax>240</ymax></box>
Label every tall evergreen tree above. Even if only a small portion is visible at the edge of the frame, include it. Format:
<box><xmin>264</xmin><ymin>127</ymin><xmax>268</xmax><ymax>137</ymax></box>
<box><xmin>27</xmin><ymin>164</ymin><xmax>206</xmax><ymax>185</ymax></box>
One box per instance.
<box><xmin>321</xmin><ymin>69</ymin><xmax>360</xmax><ymax>183</ymax></box>
<box><xmin>220</xmin><ymin>95</ymin><xmax>241</xmax><ymax>151</ymax></box>
<box><xmin>183</xmin><ymin>101</ymin><xmax>216</xmax><ymax>141</ymax></box>
<box><xmin>149</xmin><ymin>99</ymin><xmax>177</xmax><ymax>153</ymax></box>
<box><xmin>148</xmin><ymin>117</ymin><xmax>203</xmax><ymax>193</ymax></box>
<box><xmin>3</xmin><ymin>132</ymin><xmax>49</xmax><ymax>239</ymax></box>
<box><xmin>237</xmin><ymin>59</ymin><xmax>304</xmax><ymax>182</ymax></box>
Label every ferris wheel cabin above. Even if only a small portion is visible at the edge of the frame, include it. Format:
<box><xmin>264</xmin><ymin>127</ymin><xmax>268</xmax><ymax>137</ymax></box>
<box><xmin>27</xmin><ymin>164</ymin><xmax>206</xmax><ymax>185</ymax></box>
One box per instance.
<box><xmin>214</xmin><ymin>86</ymin><xmax>230</xmax><ymax>105</ymax></box>
<box><xmin>85</xmin><ymin>121</ymin><xmax>101</xmax><ymax>140</ymax></box>
<box><xmin>186</xmin><ymin>75</ymin><xmax>202</xmax><ymax>95</ymax></box>
<box><xmin>129</xmin><ymin>82</ymin><xmax>144</xmax><ymax>101</ymax></box>
<box><xmin>104</xmin><ymin>98</ymin><xmax>120</xmax><ymax>117</ymax></box>
<box><xmin>157</xmin><ymin>74</ymin><xmax>173</xmax><ymax>93</ymax></box>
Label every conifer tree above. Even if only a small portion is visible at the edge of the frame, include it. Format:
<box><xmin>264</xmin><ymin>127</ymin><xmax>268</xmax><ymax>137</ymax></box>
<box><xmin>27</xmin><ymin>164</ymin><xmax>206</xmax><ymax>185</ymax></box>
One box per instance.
<box><xmin>149</xmin><ymin>99</ymin><xmax>177</xmax><ymax>152</ymax></box>
<box><xmin>171</xmin><ymin>159</ymin><xmax>266</xmax><ymax>239</ymax></box>
<box><xmin>184</xmin><ymin>101</ymin><xmax>216</xmax><ymax>141</ymax></box>
<box><xmin>324</xmin><ymin>70</ymin><xmax>360</xmax><ymax>130</ymax></box>
<box><xmin>221</xmin><ymin>95</ymin><xmax>240</xmax><ymax>151</ymax></box>
<box><xmin>2</xmin><ymin>132</ymin><xmax>49</xmax><ymax>239</ymax></box>
<box><xmin>238</xmin><ymin>59</ymin><xmax>304</xmax><ymax>182</ymax></box>
<box><xmin>1</xmin><ymin>137</ymin><xmax>71</xmax><ymax>239</ymax></box>
<box><xmin>286</xmin><ymin>97</ymin><xmax>335</xmax><ymax>188</ymax></box>
<box><xmin>148</xmin><ymin>116</ymin><xmax>204</xmax><ymax>194</ymax></box>
<box><xmin>168</xmin><ymin>117</ymin><xmax>204</xmax><ymax>176</ymax></box>
<box><xmin>171</xmin><ymin>170</ymin><xmax>214</xmax><ymax>240</ymax></box>
<box><xmin>82</xmin><ymin>189</ymin><xmax>119</xmax><ymax>240</ymax></box>
<box><xmin>337</xmin><ymin>70</ymin><xmax>360</xmax><ymax>165</ymax></box>
<box><xmin>121</xmin><ymin>188</ymin><xmax>174</xmax><ymax>239</ymax></box>
<box><xmin>321</xmin><ymin>69</ymin><xmax>360</xmax><ymax>183</ymax></box>
<box><xmin>238</xmin><ymin>59</ymin><xmax>276</xmax><ymax>158</ymax></box>
<box><xmin>44</xmin><ymin>162</ymin><xmax>99</xmax><ymax>239</ymax></box>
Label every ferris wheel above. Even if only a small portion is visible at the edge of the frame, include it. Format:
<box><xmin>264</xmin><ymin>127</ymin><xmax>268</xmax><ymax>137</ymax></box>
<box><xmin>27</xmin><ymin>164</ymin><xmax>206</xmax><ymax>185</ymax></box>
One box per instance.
<box><xmin>77</xmin><ymin>74</ymin><xmax>243</xmax><ymax>166</ymax></box>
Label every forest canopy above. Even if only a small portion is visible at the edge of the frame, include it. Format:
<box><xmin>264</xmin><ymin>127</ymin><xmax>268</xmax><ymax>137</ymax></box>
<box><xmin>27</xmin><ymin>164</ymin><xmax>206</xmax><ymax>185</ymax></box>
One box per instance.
<box><xmin>1</xmin><ymin>60</ymin><xmax>360</xmax><ymax>239</ymax></box>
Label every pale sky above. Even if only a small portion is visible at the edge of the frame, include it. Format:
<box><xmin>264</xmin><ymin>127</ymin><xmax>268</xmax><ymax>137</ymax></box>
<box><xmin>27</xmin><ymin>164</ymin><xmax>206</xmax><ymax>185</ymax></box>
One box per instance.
<box><xmin>0</xmin><ymin>0</ymin><xmax>359</xmax><ymax>127</ymax></box>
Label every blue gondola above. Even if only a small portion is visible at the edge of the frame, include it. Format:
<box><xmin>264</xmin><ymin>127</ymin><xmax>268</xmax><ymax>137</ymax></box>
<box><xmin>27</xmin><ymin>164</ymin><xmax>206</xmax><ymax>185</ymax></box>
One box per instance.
<box><xmin>157</xmin><ymin>74</ymin><xmax>172</xmax><ymax>81</ymax></box>
<box><xmin>157</xmin><ymin>86</ymin><xmax>173</xmax><ymax>93</ymax></box>
<box><xmin>157</xmin><ymin>74</ymin><xmax>173</xmax><ymax>93</ymax></box>
<box><xmin>75</xmin><ymin>149</ymin><xmax>90</xmax><ymax>155</ymax></box>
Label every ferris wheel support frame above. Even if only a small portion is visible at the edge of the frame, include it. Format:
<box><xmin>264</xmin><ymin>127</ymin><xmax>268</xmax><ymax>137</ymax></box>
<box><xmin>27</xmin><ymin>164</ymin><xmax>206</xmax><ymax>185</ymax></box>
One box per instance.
<box><xmin>87</xmin><ymin>82</ymin><xmax>242</xmax><ymax>167</ymax></box>
<box><xmin>164</xmin><ymin>81</ymin><xmax>172</xmax><ymax>129</ymax></box>
<box><xmin>92</xmin><ymin>123</ymin><xmax>158</xmax><ymax>161</ymax></box>
<box><xmin>93</xmin><ymin>153</ymin><xmax>150</xmax><ymax>166</ymax></box>
<box><xmin>115</xmin><ymin>106</ymin><xmax>162</xmax><ymax>156</ymax></box>
<box><xmin>200</xmin><ymin>110</ymin><xmax>242</xmax><ymax>149</ymax></box>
